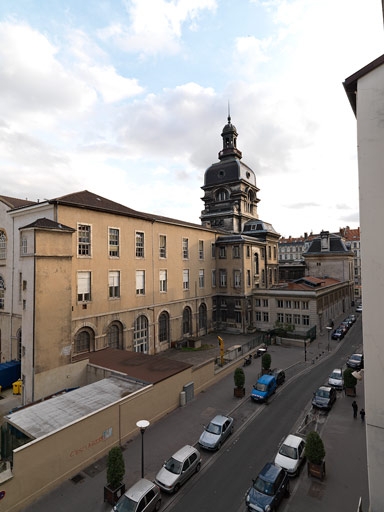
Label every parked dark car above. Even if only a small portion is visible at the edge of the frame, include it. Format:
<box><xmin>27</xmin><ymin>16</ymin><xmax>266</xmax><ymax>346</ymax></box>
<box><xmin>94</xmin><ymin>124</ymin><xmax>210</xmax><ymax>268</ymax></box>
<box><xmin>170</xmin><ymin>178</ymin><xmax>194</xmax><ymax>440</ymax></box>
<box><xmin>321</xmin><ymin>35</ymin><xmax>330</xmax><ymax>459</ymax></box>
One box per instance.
<box><xmin>312</xmin><ymin>385</ymin><xmax>337</xmax><ymax>410</ymax></box>
<box><xmin>331</xmin><ymin>328</ymin><xmax>344</xmax><ymax>340</ymax></box>
<box><xmin>270</xmin><ymin>368</ymin><xmax>286</xmax><ymax>386</ymax></box>
<box><xmin>245</xmin><ymin>462</ymin><xmax>290</xmax><ymax>511</ymax></box>
<box><xmin>347</xmin><ymin>353</ymin><xmax>364</xmax><ymax>370</ymax></box>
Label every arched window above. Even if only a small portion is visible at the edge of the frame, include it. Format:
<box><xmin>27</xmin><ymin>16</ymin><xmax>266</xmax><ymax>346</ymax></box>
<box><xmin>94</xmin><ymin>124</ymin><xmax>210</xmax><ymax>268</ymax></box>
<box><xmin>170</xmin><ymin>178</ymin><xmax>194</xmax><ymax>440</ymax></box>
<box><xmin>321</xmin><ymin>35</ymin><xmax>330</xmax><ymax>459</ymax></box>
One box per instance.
<box><xmin>0</xmin><ymin>230</ymin><xmax>6</xmax><ymax>259</ymax></box>
<box><xmin>107</xmin><ymin>322</ymin><xmax>123</xmax><ymax>349</ymax></box>
<box><xmin>158</xmin><ymin>311</ymin><xmax>170</xmax><ymax>343</ymax></box>
<box><xmin>198</xmin><ymin>303</ymin><xmax>207</xmax><ymax>330</ymax></box>
<box><xmin>75</xmin><ymin>328</ymin><xmax>94</xmax><ymax>354</ymax></box>
<box><xmin>182</xmin><ymin>307</ymin><xmax>192</xmax><ymax>336</ymax></box>
<box><xmin>216</xmin><ymin>189</ymin><xmax>228</xmax><ymax>201</ymax></box>
<box><xmin>134</xmin><ymin>315</ymin><xmax>148</xmax><ymax>353</ymax></box>
<box><xmin>0</xmin><ymin>276</ymin><xmax>4</xmax><ymax>310</ymax></box>
<box><xmin>246</xmin><ymin>191</ymin><xmax>254</xmax><ymax>213</ymax></box>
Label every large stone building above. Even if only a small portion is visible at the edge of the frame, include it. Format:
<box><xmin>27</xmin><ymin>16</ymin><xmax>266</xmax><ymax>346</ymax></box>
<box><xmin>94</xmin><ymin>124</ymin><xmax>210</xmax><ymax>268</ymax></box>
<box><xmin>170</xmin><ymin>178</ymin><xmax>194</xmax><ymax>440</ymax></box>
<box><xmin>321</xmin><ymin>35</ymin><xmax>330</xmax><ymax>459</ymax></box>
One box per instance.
<box><xmin>0</xmin><ymin>117</ymin><xmax>353</xmax><ymax>404</ymax></box>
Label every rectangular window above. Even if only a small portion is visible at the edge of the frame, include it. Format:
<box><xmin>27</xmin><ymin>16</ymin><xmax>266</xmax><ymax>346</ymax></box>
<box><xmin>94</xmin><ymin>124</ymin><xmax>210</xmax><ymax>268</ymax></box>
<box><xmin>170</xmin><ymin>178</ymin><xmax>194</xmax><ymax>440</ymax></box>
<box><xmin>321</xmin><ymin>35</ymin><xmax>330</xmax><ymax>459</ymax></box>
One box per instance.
<box><xmin>159</xmin><ymin>269</ymin><xmax>167</xmax><ymax>292</ymax></box>
<box><xmin>263</xmin><ymin>312</ymin><xmax>269</xmax><ymax>322</ymax></box>
<box><xmin>221</xmin><ymin>310</ymin><xmax>227</xmax><ymax>322</ymax></box>
<box><xmin>159</xmin><ymin>235</ymin><xmax>167</xmax><ymax>258</ymax></box>
<box><xmin>108</xmin><ymin>228</ymin><xmax>119</xmax><ymax>257</ymax></box>
<box><xmin>235</xmin><ymin>299</ymin><xmax>241</xmax><ymax>308</ymax></box>
<box><xmin>182</xmin><ymin>238</ymin><xmax>189</xmax><ymax>259</ymax></box>
<box><xmin>136</xmin><ymin>270</ymin><xmax>145</xmax><ymax>295</ymax></box>
<box><xmin>293</xmin><ymin>301</ymin><xmax>300</xmax><ymax>309</ymax></box>
<box><xmin>211</xmin><ymin>243</ymin><xmax>216</xmax><ymax>258</ymax></box>
<box><xmin>302</xmin><ymin>301</ymin><xmax>309</xmax><ymax>310</ymax></box>
<box><xmin>234</xmin><ymin>270</ymin><xmax>241</xmax><ymax>288</ymax></box>
<box><xmin>277</xmin><ymin>313</ymin><xmax>284</xmax><ymax>323</ymax></box>
<box><xmin>136</xmin><ymin>232</ymin><xmax>144</xmax><ymax>258</ymax></box>
<box><xmin>20</xmin><ymin>236</ymin><xmax>28</xmax><ymax>256</ymax></box>
<box><xmin>302</xmin><ymin>315</ymin><xmax>310</xmax><ymax>325</ymax></box>
<box><xmin>199</xmin><ymin>240</ymin><xmax>204</xmax><ymax>259</ymax></box>
<box><xmin>219</xmin><ymin>246</ymin><xmax>226</xmax><ymax>259</ymax></box>
<box><xmin>183</xmin><ymin>269</ymin><xmax>189</xmax><ymax>290</ymax></box>
<box><xmin>235</xmin><ymin>311</ymin><xmax>242</xmax><ymax>323</ymax></box>
<box><xmin>233</xmin><ymin>245</ymin><xmax>240</xmax><ymax>258</ymax></box>
<box><xmin>78</xmin><ymin>224</ymin><xmax>91</xmax><ymax>256</ymax></box>
<box><xmin>247</xmin><ymin>269</ymin><xmax>251</xmax><ymax>286</ymax></box>
<box><xmin>0</xmin><ymin>231</ymin><xmax>6</xmax><ymax>259</ymax></box>
<box><xmin>277</xmin><ymin>300</ymin><xmax>283</xmax><ymax>308</ymax></box>
<box><xmin>285</xmin><ymin>313</ymin><xmax>292</xmax><ymax>324</ymax></box>
<box><xmin>246</xmin><ymin>246</ymin><xmax>251</xmax><ymax>258</ymax></box>
<box><xmin>255</xmin><ymin>298</ymin><xmax>261</xmax><ymax>307</ymax></box>
<box><xmin>219</xmin><ymin>269</ymin><xmax>227</xmax><ymax>287</ymax></box>
<box><xmin>256</xmin><ymin>311</ymin><xmax>262</xmax><ymax>321</ymax></box>
<box><xmin>285</xmin><ymin>300</ymin><xmax>292</xmax><ymax>308</ymax></box>
<box><xmin>109</xmin><ymin>270</ymin><xmax>120</xmax><ymax>298</ymax></box>
<box><xmin>77</xmin><ymin>271</ymin><xmax>91</xmax><ymax>302</ymax></box>
<box><xmin>199</xmin><ymin>269</ymin><xmax>205</xmax><ymax>288</ymax></box>
<box><xmin>263</xmin><ymin>299</ymin><xmax>269</xmax><ymax>307</ymax></box>
<box><xmin>212</xmin><ymin>269</ymin><xmax>216</xmax><ymax>287</ymax></box>
<box><xmin>294</xmin><ymin>314</ymin><xmax>301</xmax><ymax>325</ymax></box>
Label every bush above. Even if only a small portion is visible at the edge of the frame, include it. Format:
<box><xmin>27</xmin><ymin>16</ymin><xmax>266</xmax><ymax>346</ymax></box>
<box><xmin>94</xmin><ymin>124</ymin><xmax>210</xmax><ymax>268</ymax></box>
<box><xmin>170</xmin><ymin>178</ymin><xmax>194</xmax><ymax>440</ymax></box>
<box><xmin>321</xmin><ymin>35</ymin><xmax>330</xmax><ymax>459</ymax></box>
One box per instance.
<box><xmin>343</xmin><ymin>368</ymin><xmax>357</xmax><ymax>389</ymax></box>
<box><xmin>107</xmin><ymin>446</ymin><xmax>125</xmax><ymax>490</ymax></box>
<box><xmin>305</xmin><ymin>431</ymin><xmax>325</xmax><ymax>465</ymax></box>
<box><xmin>261</xmin><ymin>352</ymin><xmax>271</xmax><ymax>371</ymax></box>
<box><xmin>234</xmin><ymin>367</ymin><xmax>245</xmax><ymax>388</ymax></box>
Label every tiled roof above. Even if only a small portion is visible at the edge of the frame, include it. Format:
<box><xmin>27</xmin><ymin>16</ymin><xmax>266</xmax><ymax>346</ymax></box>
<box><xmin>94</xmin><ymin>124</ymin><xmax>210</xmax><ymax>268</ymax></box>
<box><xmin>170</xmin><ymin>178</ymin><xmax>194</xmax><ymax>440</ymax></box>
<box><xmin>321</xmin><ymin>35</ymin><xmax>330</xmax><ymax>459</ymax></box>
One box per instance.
<box><xmin>21</xmin><ymin>217</ymin><xmax>75</xmax><ymax>231</ymax></box>
<box><xmin>0</xmin><ymin>195</ymin><xmax>37</xmax><ymax>209</ymax></box>
<box><xmin>273</xmin><ymin>276</ymin><xmax>340</xmax><ymax>291</ymax></box>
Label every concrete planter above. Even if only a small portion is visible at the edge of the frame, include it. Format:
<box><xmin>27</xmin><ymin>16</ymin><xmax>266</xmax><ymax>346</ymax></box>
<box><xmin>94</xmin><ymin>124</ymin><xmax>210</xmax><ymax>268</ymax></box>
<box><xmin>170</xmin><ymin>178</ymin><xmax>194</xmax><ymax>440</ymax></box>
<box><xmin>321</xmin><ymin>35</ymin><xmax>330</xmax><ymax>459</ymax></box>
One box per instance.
<box><xmin>307</xmin><ymin>460</ymin><xmax>326</xmax><ymax>481</ymax></box>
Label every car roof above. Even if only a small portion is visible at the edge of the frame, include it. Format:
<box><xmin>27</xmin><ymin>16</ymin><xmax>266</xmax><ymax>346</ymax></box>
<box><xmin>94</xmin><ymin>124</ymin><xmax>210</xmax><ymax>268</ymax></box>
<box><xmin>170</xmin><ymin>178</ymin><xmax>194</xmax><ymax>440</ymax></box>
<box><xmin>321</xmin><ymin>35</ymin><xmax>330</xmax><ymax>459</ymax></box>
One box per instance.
<box><xmin>210</xmin><ymin>414</ymin><xmax>230</xmax><ymax>426</ymax></box>
<box><xmin>349</xmin><ymin>353</ymin><xmax>363</xmax><ymax>358</ymax></box>
<box><xmin>330</xmin><ymin>368</ymin><xmax>342</xmax><ymax>374</ymax></box>
<box><xmin>258</xmin><ymin>374</ymin><xmax>275</xmax><ymax>384</ymax></box>
<box><xmin>125</xmin><ymin>479</ymin><xmax>155</xmax><ymax>501</ymax></box>
<box><xmin>281</xmin><ymin>434</ymin><xmax>304</xmax><ymax>448</ymax></box>
<box><xmin>259</xmin><ymin>462</ymin><xmax>283</xmax><ymax>482</ymax></box>
<box><xmin>171</xmin><ymin>444</ymin><xmax>198</xmax><ymax>462</ymax></box>
<box><xmin>318</xmin><ymin>385</ymin><xmax>332</xmax><ymax>391</ymax></box>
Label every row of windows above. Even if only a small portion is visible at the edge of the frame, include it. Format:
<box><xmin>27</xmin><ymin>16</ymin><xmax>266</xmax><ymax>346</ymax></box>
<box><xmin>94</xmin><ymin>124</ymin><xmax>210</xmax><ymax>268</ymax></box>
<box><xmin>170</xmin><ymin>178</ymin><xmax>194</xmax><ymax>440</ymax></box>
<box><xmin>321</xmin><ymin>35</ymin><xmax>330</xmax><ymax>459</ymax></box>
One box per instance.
<box><xmin>74</xmin><ymin>305</ymin><xmax>208</xmax><ymax>354</ymax></box>
<box><xmin>277</xmin><ymin>313</ymin><xmax>310</xmax><ymax>325</ymax></box>
<box><xmin>276</xmin><ymin>299</ymin><xmax>309</xmax><ymax>309</ymax></box>
<box><xmin>77</xmin><ymin>225</ymin><xmax>212</xmax><ymax>261</ymax></box>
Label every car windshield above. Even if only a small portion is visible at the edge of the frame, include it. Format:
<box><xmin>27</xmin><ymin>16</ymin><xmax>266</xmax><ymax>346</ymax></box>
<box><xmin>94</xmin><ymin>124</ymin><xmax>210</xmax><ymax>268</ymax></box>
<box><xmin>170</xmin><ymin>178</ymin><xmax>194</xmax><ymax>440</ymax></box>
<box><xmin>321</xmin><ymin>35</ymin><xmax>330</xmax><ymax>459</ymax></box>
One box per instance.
<box><xmin>279</xmin><ymin>444</ymin><xmax>298</xmax><ymax>460</ymax></box>
<box><xmin>206</xmin><ymin>422</ymin><xmax>221</xmax><ymax>435</ymax></box>
<box><xmin>113</xmin><ymin>495</ymin><xmax>138</xmax><ymax>512</ymax></box>
<box><xmin>256</xmin><ymin>383</ymin><xmax>267</xmax><ymax>392</ymax></box>
<box><xmin>254</xmin><ymin>477</ymin><xmax>274</xmax><ymax>496</ymax></box>
<box><xmin>330</xmin><ymin>371</ymin><xmax>341</xmax><ymax>379</ymax></box>
<box><xmin>316</xmin><ymin>389</ymin><xmax>330</xmax><ymax>398</ymax></box>
<box><xmin>165</xmin><ymin>457</ymin><xmax>182</xmax><ymax>474</ymax></box>
<box><xmin>350</xmin><ymin>355</ymin><xmax>361</xmax><ymax>362</ymax></box>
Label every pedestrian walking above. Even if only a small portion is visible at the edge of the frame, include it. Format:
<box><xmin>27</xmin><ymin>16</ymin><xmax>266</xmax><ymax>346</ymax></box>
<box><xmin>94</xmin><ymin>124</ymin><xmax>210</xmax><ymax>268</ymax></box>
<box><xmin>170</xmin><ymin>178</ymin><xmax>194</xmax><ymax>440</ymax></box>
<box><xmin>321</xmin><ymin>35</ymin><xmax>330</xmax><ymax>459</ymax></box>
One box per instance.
<box><xmin>352</xmin><ymin>400</ymin><xmax>358</xmax><ymax>418</ymax></box>
<box><xmin>360</xmin><ymin>408</ymin><xmax>366</xmax><ymax>422</ymax></box>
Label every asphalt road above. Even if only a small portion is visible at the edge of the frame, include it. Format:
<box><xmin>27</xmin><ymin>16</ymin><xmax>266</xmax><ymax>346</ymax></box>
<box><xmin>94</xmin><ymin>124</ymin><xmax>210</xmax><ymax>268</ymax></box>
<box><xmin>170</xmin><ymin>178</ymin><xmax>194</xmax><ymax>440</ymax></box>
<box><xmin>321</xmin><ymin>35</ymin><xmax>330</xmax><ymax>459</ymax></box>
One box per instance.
<box><xmin>164</xmin><ymin>322</ymin><xmax>363</xmax><ymax>512</ymax></box>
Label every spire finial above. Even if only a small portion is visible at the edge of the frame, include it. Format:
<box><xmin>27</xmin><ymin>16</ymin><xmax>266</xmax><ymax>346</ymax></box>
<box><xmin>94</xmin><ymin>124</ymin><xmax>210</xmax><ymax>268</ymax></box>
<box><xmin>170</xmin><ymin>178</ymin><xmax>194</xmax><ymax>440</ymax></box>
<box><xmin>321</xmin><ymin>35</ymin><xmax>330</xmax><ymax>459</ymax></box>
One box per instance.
<box><xmin>227</xmin><ymin>100</ymin><xmax>231</xmax><ymax>123</ymax></box>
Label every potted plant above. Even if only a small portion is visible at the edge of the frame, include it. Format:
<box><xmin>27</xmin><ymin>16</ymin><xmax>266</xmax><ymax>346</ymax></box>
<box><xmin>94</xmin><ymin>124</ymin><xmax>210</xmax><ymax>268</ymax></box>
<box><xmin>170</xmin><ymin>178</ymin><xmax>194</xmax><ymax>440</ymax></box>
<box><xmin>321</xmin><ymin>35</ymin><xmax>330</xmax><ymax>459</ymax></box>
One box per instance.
<box><xmin>305</xmin><ymin>431</ymin><xmax>326</xmax><ymax>480</ymax></box>
<box><xmin>234</xmin><ymin>367</ymin><xmax>245</xmax><ymax>397</ymax></box>
<box><xmin>261</xmin><ymin>352</ymin><xmax>272</xmax><ymax>375</ymax></box>
<box><xmin>343</xmin><ymin>367</ymin><xmax>357</xmax><ymax>397</ymax></box>
<box><xmin>104</xmin><ymin>446</ymin><xmax>126</xmax><ymax>505</ymax></box>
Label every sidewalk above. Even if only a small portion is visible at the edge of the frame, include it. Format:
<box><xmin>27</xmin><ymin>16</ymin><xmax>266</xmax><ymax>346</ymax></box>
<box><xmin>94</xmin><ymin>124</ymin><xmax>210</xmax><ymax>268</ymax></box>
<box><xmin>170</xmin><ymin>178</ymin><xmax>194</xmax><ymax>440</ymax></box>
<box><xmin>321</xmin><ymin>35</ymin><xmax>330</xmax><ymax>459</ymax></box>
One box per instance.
<box><xmin>19</xmin><ymin>322</ymin><xmax>369</xmax><ymax>512</ymax></box>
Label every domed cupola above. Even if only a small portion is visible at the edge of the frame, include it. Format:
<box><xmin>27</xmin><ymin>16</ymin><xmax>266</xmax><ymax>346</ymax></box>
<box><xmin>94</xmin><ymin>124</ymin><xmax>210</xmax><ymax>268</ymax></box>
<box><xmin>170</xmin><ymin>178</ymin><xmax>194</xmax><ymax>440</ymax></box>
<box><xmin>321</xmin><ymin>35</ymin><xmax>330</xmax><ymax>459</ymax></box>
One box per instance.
<box><xmin>200</xmin><ymin>115</ymin><xmax>260</xmax><ymax>233</ymax></box>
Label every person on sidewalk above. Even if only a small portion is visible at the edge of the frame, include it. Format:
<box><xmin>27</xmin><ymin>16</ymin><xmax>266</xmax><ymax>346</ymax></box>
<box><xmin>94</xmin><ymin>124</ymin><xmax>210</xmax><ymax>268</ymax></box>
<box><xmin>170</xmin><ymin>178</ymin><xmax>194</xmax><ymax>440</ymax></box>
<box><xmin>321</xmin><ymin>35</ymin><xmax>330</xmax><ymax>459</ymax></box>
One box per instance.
<box><xmin>360</xmin><ymin>408</ymin><xmax>366</xmax><ymax>422</ymax></box>
<box><xmin>352</xmin><ymin>400</ymin><xmax>358</xmax><ymax>418</ymax></box>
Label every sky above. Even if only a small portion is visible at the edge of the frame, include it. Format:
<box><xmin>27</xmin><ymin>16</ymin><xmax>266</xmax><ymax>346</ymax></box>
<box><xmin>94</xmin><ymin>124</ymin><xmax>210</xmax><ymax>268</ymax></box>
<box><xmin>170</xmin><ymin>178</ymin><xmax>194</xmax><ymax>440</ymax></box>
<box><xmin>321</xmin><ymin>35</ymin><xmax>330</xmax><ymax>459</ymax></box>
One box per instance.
<box><xmin>0</xmin><ymin>0</ymin><xmax>383</xmax><ymax>238</ymax></box>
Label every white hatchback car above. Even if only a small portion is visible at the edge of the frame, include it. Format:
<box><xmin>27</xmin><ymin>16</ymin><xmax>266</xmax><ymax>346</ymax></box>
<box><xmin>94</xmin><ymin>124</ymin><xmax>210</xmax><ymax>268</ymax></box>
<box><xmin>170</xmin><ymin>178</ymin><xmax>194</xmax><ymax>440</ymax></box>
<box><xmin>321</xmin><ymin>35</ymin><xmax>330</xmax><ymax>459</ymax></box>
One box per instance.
<box><xmin>328</xmin><ymin>368</ymin><xmax>344</xmax><ymax>389</ymax></box>
<box><xmin>274</xmin><ymin>434</ymin><xmax>306</xmax><ymax>477</ymax></box>
<box><xmin>155</xmin><ymin>445</ymin><xmax>201</xmax><ymax>493</ymax></box>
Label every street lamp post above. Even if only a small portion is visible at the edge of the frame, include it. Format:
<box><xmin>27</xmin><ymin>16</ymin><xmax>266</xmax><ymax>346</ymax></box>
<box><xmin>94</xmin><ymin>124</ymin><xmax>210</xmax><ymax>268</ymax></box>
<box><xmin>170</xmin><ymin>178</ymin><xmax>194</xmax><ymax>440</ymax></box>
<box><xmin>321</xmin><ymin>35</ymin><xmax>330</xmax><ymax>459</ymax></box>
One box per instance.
<box><xmin>136</xmin><ymin>420</ymin><xmax>150</xmax><ymax>478</ymax></box>
<box><xmin>326</xmin><ymin>326</ymin><xmax>333</xmax><ymax>352</ymax></box>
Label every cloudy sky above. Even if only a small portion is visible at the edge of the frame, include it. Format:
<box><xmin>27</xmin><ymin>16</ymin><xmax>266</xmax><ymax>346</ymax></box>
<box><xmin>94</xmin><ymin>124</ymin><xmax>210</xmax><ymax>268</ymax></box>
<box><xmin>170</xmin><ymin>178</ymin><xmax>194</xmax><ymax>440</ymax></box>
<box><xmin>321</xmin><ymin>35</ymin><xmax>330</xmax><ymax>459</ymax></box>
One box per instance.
<box><xmin>1</xmin><ymin>0</ymin><xmax>383</xmax><ymax>237</ymax></box>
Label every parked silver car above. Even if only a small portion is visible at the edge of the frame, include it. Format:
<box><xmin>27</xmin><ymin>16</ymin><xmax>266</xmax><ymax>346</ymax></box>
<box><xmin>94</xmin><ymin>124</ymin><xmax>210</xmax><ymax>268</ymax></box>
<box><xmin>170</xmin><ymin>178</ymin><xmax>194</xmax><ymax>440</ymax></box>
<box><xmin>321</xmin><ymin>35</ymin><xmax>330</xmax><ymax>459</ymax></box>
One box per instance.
<box><xmin>112</xmin><ymin>478</ymin><xmax>161</xmax><ymax>512</ymax></box>
<box><xmin>155</xmin><ymin>445</ymin><xmax>201</xmax><ymax>493</ymax></box>
<box><xmin>198</xmin><ymin>414</ymin><xmax>234</xmax><ymax>450</ymax></box>
<box><xmin>328</xmin><ymin>368</ymin><xmax>344</xmax><ymax>389</ymax></box>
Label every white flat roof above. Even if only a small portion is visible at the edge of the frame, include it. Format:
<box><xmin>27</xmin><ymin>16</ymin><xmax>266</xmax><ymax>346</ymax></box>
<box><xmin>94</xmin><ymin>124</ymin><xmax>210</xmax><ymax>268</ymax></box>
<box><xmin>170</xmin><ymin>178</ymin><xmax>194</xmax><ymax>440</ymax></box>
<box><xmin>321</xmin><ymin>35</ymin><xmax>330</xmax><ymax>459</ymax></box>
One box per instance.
<box><xmin>5</xmin><ymin>377</ymin><xmax>145</xmax><ymax>439</ymax></box>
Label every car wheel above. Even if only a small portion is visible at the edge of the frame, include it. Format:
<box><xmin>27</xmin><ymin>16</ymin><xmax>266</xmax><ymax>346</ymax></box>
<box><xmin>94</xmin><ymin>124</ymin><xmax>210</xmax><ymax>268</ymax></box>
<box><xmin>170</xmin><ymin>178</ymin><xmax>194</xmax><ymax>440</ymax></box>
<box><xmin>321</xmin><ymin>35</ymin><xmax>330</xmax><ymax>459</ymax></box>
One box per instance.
<box><xmin>195</xmin><ymin>462</ymin><xmax>201</xmax><ymax>473</ymax></box>
<box><xmin>173</xmin><ymin>483</ymin><xmax>180</xmax><ymax>493</ymax></box>
<box><xmin>155</xmin><ymin>498</ymin><xmax>162</xmax><ymax>511</ymax></box>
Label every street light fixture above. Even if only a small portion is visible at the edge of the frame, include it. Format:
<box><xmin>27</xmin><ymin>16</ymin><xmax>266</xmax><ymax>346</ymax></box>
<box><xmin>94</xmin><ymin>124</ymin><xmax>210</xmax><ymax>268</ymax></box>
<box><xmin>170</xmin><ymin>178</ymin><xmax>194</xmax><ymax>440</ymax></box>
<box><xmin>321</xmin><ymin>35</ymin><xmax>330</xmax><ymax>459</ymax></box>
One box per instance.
<box><xmin>136</xmin><ymin>420</ymin><xmax>150</xmax><ymax>478</ymax></box>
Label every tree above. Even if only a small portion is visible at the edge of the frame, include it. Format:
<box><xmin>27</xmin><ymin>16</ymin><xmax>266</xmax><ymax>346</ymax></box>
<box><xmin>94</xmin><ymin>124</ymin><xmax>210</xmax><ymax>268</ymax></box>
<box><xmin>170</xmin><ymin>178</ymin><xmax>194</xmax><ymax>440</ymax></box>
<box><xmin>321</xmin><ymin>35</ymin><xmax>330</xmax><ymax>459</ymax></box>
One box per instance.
<box><xmin>305</xmin><ymin>431</ymin><xmax>325</xmax><ymax>465</ymax></box>
<box><xmin>234</xmin><ymin>367</ymin><xmax>245</xmax><ymax>389</ymax></box>
<box><xmin>107</xmin><ymin>446</ymin><xmax>125</xmax><ymax>490</ymax></box>
<box><xmin>261</xmin><ymin>352</ymin><xmax>271</xmax><ymax>371</ymax></box>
